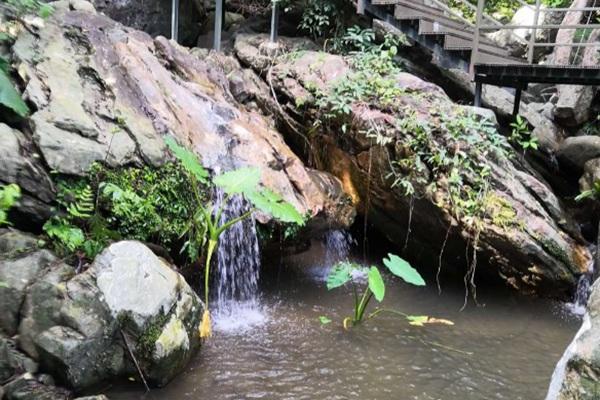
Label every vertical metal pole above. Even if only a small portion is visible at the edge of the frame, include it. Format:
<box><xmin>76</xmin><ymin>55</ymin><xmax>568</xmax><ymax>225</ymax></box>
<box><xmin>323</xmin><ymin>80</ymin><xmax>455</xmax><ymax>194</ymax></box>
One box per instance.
<box><xmin>470</xmin><ymin>0</ymin><xmax>485</xmax><ymax>79</ymax></box>
<box><xmin>214</xmin><ymin>0</ymin><xmax>224</xmax><ymax>51</ymax></box>
<box><xmin>528</xmin><ymin>0</ymin><xmax>541</xmax><ymax>64</ymax></box>
<box><xmin>270</xmin><ymin>1</ymin><xmax>279</xmax><ymax>43</ymax></box>
<box><xmin>357</xmin><ymin>0</ymin><xmax>365</xmax><ymax>14</ymax></box>
<box><xmin>171</xmin><ymin>0</ymin><xmax>179</xmax><ymax>42</ymax></box>
<box><xmin>474</xmin><ymin>82</ymin><xmax>483</xmax><ymax>107</ymax></box>
<box><xmin>513</xmin><ymin>88</ymin><xmax>522</xmax><ymax>117</ymax></box>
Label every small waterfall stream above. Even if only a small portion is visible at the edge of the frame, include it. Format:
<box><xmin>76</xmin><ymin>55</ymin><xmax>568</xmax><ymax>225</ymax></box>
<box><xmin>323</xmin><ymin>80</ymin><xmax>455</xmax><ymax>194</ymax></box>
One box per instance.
<box><xmin>212</xmin><ymin>189</ymin><xmax>266</xmax><ymax>333</ymax></box>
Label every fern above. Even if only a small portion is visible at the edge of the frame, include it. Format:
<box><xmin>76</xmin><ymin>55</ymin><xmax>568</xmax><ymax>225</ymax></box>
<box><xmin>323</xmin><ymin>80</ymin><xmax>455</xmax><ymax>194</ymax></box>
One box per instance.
<box><xmin>66</xmin><ymin>185</ymin><xmax>94</xmax><ymax>219</ymax></box>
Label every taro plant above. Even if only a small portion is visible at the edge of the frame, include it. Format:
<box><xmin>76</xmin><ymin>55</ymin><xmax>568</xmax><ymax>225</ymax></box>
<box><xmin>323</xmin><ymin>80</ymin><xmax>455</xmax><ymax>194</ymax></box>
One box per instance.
<box><xmin>165</xmin><ymin>137</ymin><xmax>305</xmax><ymax>338</ymax></box>
<box><xmin>325</xmin><ymin>254</ymin><xmax>452</xmax><ymax>328</ymax></box>
<box><xmin>0</xmin><ymin>183</ymin><xmax>21</xmax><ymax>226</ymax></box>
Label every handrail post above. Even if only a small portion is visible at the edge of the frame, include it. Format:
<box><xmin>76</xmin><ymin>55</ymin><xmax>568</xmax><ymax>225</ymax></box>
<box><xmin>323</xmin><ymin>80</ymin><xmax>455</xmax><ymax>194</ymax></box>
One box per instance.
<box><xmin>470</xmin><ymin>0</ymin><xmax>485</xmax><ymax>79</ymax></box>
<box><xmin>527</xmin><ymin>0</ymin><xmax>541</xmax><ymax>64</ymax></box>
<box><xmin>357</xmin><ymin>0</ymin><xmax>365</xmax><ymax>15</ymax></box>
<box><xmin>270</xmin><ymin>1</ymin><xmax>279</xmax><ymax>43</ymax></box>
<box><xmin>171</xmin><ymin>0</ymin><xmax>179</xmax><ymax>42</ymax></box>
<box><xmin>214</xmin><ymin>0</ymin><xmax>224</xmax><ymax>51</ymax></box>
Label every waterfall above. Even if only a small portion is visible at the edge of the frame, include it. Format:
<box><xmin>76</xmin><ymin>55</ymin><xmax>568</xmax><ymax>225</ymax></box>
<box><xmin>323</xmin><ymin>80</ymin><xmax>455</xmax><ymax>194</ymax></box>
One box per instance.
<box><xmin>566</xmin><ymin>259</ymin><xmax>595</xmax><ymax>316</ymax></box>
<box><xmin>212</xmin><ymin>189</ymin><xmax>266</xmax><ymax>333</ymax></box>
<box><xmin>544</xmin><ymin>314</ymin><xmax>591</xmax><ymax>400</ymax></box>
<box><xmin>324</xmin><ymin>229</ymin><xmax>353</xmax><ymax>266</ymax></box>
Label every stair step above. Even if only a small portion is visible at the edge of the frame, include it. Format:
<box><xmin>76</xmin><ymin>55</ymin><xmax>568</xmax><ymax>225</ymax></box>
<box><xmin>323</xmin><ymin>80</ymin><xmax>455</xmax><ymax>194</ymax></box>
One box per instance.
<box><xmin>417</xmin><ymin>20</ymin><xmax>509</xmax><ymax>56</ymax></box>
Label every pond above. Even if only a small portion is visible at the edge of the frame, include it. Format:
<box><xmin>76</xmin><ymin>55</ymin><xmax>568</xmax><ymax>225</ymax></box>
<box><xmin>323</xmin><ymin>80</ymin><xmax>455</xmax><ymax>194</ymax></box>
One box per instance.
<box><xmin>107</xmin><ymin>235</ymin><xmax>580</xmax><ymax>400</ymax></box>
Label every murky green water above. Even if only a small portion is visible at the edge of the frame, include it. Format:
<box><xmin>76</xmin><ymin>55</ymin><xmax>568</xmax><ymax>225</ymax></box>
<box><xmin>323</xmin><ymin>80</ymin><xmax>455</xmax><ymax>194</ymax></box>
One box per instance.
<box><xmin>107</xmin><ymin>241</ymin><xmax>580</xmax><ymax>400</ymax></box>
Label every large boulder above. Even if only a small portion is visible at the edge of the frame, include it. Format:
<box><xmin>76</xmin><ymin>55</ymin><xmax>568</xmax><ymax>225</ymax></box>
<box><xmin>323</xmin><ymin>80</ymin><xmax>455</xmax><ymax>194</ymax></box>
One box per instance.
<box><xmin>235</xmin><ymin>34</ymin><xmax>593</xmax><ymax>298</ymax></box>
<box><xmin>558</xmin><ymin>136</ymin><xmax>600</xmax><ymax>170</ymax></box>
<box><xmin>10</xmin><ymin>0</ymin><xmax>353</xmax><ymax>232</ymax></box>
<box><xmin>10</xmin><ymin>240</ymin><xmax>202</xmax><ymax>390</ymax></box>
<box><xmin>580</xmin><ymin>159</ymin><xmax>600</xmax><ymax>192</ymax></box>
<box><xmin>549</xmin><ymin>279</ymin><xmax>600</xmax><ymax>399</ymax></box>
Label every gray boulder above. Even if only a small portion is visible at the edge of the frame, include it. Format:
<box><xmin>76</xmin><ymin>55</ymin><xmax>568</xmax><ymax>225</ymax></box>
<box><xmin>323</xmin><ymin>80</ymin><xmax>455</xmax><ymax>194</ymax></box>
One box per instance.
<box><xmin>18</xmin><ymin>241</ymin><xmax>202</xmax><ymax>389</ymax></box>
<box><xmin>0</xmin><ymin>250</ymin><xmax>58</xmax><ymax>335</ymax></box>
<box><xmin>0</xmin><ymin>229</ymin><xmax>39</xmax><ymax>257</ymax></box>
<box><xmin>580</xmin><ymin>159</ymin><xmax>600</xmax><ymax>192</ymax></box>
<box><xmin>558</xmin><ymin>136</ymin><xmax>600</xmax><ymax>170</ymax></box>
<box><xmin>3</xmin><ymin>373</ymin><xmax>71</xmax><ymax>400</ymax></box>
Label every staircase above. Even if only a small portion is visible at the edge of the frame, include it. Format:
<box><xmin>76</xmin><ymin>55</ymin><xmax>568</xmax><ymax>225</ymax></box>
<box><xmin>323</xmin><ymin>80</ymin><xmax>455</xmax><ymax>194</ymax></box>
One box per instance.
<box><xmin>362</xmin><ymin>0</ymin><xmax>525</xmax><ymax>72</ymax></box>
<box><xmin>358</xmin><ymin>0</ymin><xmax>600</xmax><ymax>115</ymax></box>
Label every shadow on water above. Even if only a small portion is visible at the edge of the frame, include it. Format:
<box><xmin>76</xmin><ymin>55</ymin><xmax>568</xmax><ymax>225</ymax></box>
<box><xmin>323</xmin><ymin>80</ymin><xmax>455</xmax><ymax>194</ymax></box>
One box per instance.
<box><xmin>106</xmin><ymin>234</ymin><xmax>582</xmax><ymax>400</ymax></box>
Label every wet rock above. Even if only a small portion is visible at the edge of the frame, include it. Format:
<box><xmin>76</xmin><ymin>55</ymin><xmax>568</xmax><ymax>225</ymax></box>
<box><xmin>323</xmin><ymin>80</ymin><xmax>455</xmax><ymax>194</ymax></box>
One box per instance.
<box><xmin>237</xmin><ymin>34</ymin><xmax>592</xmax><ymax>298</ymax></box>
<box><xmin>3</xmin><ymin>373</ymin><xmax>71</xmax><ymax>400</ymax></box>
<box><xmin>74</xmin><ymin>396</ymin><xmax>110</xmax><ymax>400</ymax></box>
<box><xmin>558</xmin><ymin>136</ymin><xmax>600</xmax><ymax>170</ymax></box>
<box><xmin>552</xmin><ymin>280</ymin><xmax>600</xmax><ymax>399</ymax></box>
<box><xmin>0</xmin><ymin>250</ymin><xmax>58</xmax><ymax>335</ymax></box>
<box><xmin>10</xmin><ymin>3</ymin><xmax>353</xmax><ymax>231</ymax></box>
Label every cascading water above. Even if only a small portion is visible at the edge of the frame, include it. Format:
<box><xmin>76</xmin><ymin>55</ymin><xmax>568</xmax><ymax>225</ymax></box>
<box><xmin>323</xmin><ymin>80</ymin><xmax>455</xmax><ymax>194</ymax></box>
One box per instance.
<box><xmin>212</xmin><ymin>189</ymin><xmax>266</xmax><ymax>333</ymax></box>
<box><xmin>307</xmin><ymin>230</ymin><xmax>354</xmax><ymax>281</ymax></box>
<box><xmin>566</xmin><ymin>257</ymin><xmax>595</xmax><ymax>316</ymax></box>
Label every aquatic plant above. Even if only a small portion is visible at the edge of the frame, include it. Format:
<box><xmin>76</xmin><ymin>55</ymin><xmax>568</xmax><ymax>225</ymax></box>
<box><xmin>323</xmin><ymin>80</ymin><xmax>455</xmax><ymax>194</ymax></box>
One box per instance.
<box><xmin>325</xmin><ymin>254</ymin><xmax>451</xmax><ymax>328</ymax></box>
<box><xmin>164</xmin><ymin>137</ymin><xmax>304</xmax><ymax>338</ymax></box>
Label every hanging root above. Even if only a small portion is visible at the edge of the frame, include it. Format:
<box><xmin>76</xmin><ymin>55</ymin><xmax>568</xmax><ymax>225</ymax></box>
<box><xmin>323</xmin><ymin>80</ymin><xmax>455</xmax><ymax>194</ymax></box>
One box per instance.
<box><xmin>437</xmin><ymin>223</ymin><xmax>452</xmax><ymax>295</ymax></box>
<box><xmin>402</xmin><ymin>195</ymin><xmax>414</xmax><ymax>254</ymax></box>
<box><xmin>460</xmin><ymin>229</ymin><xmax>481</xmax><ymax>311</ymax></box>
<box><xmin>199</xmin><ymin>309</ymin><xmax>212</xmax><ymax>339</ymax></box>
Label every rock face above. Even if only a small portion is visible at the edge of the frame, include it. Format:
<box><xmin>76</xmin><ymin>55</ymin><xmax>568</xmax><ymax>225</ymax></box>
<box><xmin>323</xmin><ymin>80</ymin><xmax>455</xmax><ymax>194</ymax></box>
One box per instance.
<box><xmin>0</xmin><ymin>235</ymin><xmax>202</xmax><ymax>390</ymax></box>
<box><xmin>550</xmin><ymin>279</ymin><xmax>600</xmax><ymax>400</ymax></box>
<box><xmin>92</xmin><ymin>0</ymin><xmax>205</xmax><ymax>46</ymax></box>
<box><xmin>10</xmin><ymin>0</ymin><xmax>353</xmax><ymax>233</ymax></box>
<box><xmin>235</xmin><ymin>34</ymin><xmax>592</xmax><ymax>298</ymax></box>
<box><xmin>559</xmin><ymin>136</ymin><xmax>600</xmax><ymax>170</ymax></box>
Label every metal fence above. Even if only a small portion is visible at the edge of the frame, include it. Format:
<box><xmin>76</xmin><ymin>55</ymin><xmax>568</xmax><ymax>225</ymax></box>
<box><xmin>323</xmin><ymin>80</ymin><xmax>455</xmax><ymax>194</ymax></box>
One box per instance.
<box><xmin>470</xmin><ymin>0</ymin><xmax>600</xmax><ymax>67</ymax></box>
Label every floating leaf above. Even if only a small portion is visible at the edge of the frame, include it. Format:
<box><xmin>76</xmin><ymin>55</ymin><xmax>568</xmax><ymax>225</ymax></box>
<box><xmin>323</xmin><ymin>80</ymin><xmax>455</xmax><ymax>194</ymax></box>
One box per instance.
<box><xmin>326</xmin><ymin>262</ymin><xmax>354</xmax><ymax>290</ymax></box>
<box><xmin>368</xmin><ymin>266</ymin><xmax>385</xmax><ymax>302</ymax></box>
<box><xmin>318</xmin><ymin>316</ymin><xmax>332</xmax><ymax>325</ymax></box>
<box><xmin>246</xmin><ymin>188</ymin><xmax>304</xmax><ymax>225</ymax></box>
<box><xmin>164</xmin><ymin>136</ymin><xmax>209</xmax><ymax>184</ymax></box>
<box><xmin>406</xmin><ymin>315</ymin><xmax>454</xmax><ymax>327</ymax></box>
<box><xmin>406</xmin><ymin>315</ymin><xmax>429</xmax><ymax>327</ymax></box>
<box><xmin>0</xmin><ymin>67</ymin><xmax>29</xmax><ymax>118</ymax></box>
<box><xmin>213</xmin><ymin>167</ymin><xmax>261</xmax><ymax>196</ymax></box>
<box><xmin>383</xmin><ymin>253</ymin><xmax>425</xmax><ymax>286</ymax></box>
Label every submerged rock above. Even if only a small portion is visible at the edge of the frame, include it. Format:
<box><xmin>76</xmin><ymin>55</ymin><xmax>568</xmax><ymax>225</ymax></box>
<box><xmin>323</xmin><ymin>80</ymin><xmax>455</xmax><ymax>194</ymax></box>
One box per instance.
<box><xmin>235</xmin><ymin>34</ymin><xmax>592</xmax><ymax>298</ymax></box>
<box><xmin>10</xmin><ymin>0</ymin><xmax>353</xmax><ymax>233</ymax></box>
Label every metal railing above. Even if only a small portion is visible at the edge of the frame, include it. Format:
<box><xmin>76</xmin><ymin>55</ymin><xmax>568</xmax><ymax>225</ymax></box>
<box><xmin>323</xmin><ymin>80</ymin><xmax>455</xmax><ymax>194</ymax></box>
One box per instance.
<box><xmin>470</xmin><ymin>0</ymin><xmax>600</xmax><ymax>71</ymax></box>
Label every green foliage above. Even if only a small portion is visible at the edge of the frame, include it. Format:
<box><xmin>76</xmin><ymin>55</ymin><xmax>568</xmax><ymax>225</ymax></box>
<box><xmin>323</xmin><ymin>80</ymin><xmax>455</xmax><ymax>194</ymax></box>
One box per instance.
<box><xmin>298</xmin><ymin>0</ymin><xmax>352</xmax><ymax>40</ymax></box>
<box><xmin>318</xmin><ymin>315</ymin><xmax>332</xmax><ymax>325</ymax></box>
<box><xmin>2</xmin><ymin>0</ymin><xmax>54</xmax><ymax>18</ymax></box>
<box><xmin>325</xmin><ymin>254</ymin><xmax>428</xmax><ymax>328</ymax></box>
<box><xmin>163</xmin><ymin>137</ymin><xmax>209</xmax><ymax>184</ymax></box>
<box><xmin>0</xmin><ymin>183</ymin><xmax>21</xmax><ymax>226</ymax></box>
<box><xmin>447</xmin><ymin>0</ymin><xmax>570</xmax><ymax>23</ymax></box>
<box><xmin>43</xmin><ymin>163</ymin><xmax>200</xmax><ymax>260</ymax></box>
<box><xmin>510</xmin><ymin>115</ymin><xmax>538</xmax><ymax>151</ymax></box>
<box><xmin>0</xmin><ymin>61</ymin><xmax>29</xmax><ymax>118</ymax></box>
<box><xmin>383</xmin><ymin>253</ymin><xmax>426</xmax><ymax>286</ymax></box>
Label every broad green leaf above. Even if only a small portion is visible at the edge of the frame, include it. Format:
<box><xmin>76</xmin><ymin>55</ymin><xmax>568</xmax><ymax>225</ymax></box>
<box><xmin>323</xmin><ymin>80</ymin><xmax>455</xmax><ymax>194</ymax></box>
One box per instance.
<box><xmin>0</xmin><ymin>68</ymin><xmax>29</xmax><ymax>118</ymax></box>
<box><xmin>245</xmin><ymin>188</ymin><xmax>304</xmax><ymax>225</ymax></box>
<box><xmin>213</xmin><ymin>167</ymin><xmax>261</xmax><ymax>195</ymax></box>
<box><xmin>318</xmin><ymin>316</ymin><xmax>332</xmax><ymax>325</ymax></box>
<box><xmin>326</xmin><ymin>262</ymin><xmax>354</xmax><ymax>290</ymax></box>
<box><xmin>368</xmin><ymin>266</ymin><xmax>385</xmax><ymax>302</ymax></box>
<box><xmin>0</xmin><ymin>56</ymin><xmax>9</xmax><ymax>74</ymax></box>
<box><xmin>38</xmin><ymin>3</ymin><xmax>54</xmax><ymax>18</ymax></box>
<box><xmin>164</xmin><ymin>136</ymin><xmax>209</xmax><ymax>184</ymax></box>
<box><xmin>383</xmin><ymin>253</ymin><xmax>425</xmax><ymax>286</ymax></box>
<box><xmin>406</xmin><ymin>315</ymin><xmax>429</xmax><ymax>327</ymax></box>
